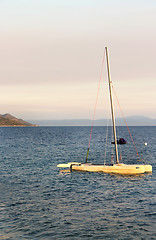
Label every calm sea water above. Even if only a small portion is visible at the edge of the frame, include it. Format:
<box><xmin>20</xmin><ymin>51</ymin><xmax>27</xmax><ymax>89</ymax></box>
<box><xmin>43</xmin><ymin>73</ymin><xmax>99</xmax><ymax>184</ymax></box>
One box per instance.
<box><xmin>0</xmin><ymin>126</ymin><xmax>156</xmax><ymax>240</ymax></box>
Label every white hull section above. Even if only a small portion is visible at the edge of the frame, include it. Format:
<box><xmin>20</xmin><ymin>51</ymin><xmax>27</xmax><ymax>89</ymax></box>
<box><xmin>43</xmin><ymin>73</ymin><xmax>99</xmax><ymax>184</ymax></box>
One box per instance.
<box><xmin>71</xmin><ymin>163</ymin><xmax>152</xmax><ymax>175</ymax></box>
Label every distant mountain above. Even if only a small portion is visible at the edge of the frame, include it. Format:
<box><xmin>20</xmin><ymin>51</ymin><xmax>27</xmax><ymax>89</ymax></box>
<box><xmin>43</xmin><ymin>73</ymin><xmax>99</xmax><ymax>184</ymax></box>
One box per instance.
<box><xmin>121</xmin><ymin>116</ymin><xmax>156</xmax><ymax>126</ymax></box>
<box><xmin>0</xmin><ymin>114</ymin><xmax>37</xmax><ymax>127</ymax></box>
<box><xmin>30</xmin><ymin>116</ymin><xmax>156</xmax><ymax>126</ymax></box>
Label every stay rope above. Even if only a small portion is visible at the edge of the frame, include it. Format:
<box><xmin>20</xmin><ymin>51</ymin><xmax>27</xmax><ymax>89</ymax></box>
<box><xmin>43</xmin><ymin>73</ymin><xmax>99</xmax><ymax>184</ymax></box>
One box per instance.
<box><xmin>104</xmin><ymin>111</ymin><xmax>109</xmax><ymax>165</ymax></box>
<box><xmin>112</xmin><ymin>85</ymin><xmax>140</xmax><ymax>158</ymax></box>
<box><xmin>85</xmin><ymin>50</ymin><xmax>105</xmax><ymax>163</ymax></box>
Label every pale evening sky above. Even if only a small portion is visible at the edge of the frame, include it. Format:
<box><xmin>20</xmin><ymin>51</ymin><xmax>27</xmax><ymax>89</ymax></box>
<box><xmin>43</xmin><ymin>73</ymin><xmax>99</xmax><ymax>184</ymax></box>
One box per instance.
<box><xmin>0</xmin><ymin>0</ymin><xmax>155</xmax><ymax>120</ymax></box>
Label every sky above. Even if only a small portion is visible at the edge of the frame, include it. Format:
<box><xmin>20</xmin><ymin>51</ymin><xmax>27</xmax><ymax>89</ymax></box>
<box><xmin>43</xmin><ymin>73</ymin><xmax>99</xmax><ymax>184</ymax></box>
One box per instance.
<box><xmin>0</xmin><ymin>0</ymin><xmax>156</xmax><ymax>120</ymax></box>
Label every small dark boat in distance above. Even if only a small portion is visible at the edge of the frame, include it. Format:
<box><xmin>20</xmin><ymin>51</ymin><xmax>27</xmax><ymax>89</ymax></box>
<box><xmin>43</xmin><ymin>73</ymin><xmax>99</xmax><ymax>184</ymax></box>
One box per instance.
<box><xmin>112</xmin><ymin>138</ymin><xmax>127</xmax><ymax>144</ymax></box>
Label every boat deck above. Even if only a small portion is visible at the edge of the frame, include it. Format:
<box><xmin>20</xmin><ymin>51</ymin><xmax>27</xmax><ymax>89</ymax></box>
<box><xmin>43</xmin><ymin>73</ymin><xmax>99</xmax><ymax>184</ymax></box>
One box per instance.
<box><xmin>71</xmin><ymin>163</ymin><xmax>152</xmax><ymax>175</ymax></box>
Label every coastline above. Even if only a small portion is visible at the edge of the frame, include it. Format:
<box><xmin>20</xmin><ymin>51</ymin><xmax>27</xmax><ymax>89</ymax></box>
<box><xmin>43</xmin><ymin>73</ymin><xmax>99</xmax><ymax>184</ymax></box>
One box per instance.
<box><xmin>0</xmin><ymin>125</ymin><xmax>39</xmax><ymax>127</ymax></box>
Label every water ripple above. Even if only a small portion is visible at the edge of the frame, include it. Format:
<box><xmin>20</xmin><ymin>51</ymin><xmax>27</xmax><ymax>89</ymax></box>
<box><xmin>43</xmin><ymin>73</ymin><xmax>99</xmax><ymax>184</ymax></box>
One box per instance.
<box><xmin>0</xmin><ymin>126</ymin><xmax>155</xmax><ymax>239</ymax></box>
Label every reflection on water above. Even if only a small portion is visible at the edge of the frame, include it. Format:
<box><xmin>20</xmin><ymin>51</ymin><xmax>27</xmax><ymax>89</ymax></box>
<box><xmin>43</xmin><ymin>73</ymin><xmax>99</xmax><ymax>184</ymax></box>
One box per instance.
<box><xmin>59</xmin><ymin>169</ymin><xmax>71</xmax><ymax>175</ymax></box>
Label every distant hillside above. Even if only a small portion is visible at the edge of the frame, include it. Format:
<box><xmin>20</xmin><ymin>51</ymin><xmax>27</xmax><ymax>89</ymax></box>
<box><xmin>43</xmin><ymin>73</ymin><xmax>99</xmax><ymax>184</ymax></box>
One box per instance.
<box><xmin>30</xmin><ymin>116</ymin><xmax>156</xmax><ymax>126</ymax></box>
<box><xmin>0</xmin><ymin>114</ymin><xmax>37</xmax><ymax>127</ymax></box>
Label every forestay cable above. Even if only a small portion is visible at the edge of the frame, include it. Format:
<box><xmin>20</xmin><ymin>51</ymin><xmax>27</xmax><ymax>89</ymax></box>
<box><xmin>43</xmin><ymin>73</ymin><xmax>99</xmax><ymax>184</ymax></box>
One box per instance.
<box><xmin>112</xmin><ymin>85</ymin><xmax>140</xmax><ymax>158</ymax></box>
<box><xmin>85</xmin><ymin>50</ymin><xmax>105</xmax><ymax>163</ymax></box>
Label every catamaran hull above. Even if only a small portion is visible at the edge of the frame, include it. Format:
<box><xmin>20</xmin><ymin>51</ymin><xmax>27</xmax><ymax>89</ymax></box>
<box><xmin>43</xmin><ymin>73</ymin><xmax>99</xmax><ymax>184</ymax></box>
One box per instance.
<box><xmin>71</xmin><ymin>163</ymin><xmax>152</xmax><ymax>175</ymax></box>
<box><xmin>144</xmin><ymin>164</ymin><xmax>152</xmax><ymax>173</ymax></box>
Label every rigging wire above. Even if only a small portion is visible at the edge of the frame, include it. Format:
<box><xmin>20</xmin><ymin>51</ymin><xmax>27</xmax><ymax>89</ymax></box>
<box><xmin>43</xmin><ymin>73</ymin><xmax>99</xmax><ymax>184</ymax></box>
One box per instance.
<box><xmin>112</xmin><ymin>85</ymin><xmax>140</xmax><ymax>158</ymax></box>
<box><xmin>85</xmin><ymin>50</ymin><xmax>105</xmax><ymax>163</ymax></box>
<box><xmin>115</xmin><ymin>118</ymin><xmax>122</xmax><ymax>163</ymax></box>
<box><xmin>104</xmin><ymin>109</ymin><xmax>109</xmax><ymax>165</ymax></box>
<box><xmin>111</xmin><ymin>122</ymin><xmax>114</xmax><ymax>164</ymax></box>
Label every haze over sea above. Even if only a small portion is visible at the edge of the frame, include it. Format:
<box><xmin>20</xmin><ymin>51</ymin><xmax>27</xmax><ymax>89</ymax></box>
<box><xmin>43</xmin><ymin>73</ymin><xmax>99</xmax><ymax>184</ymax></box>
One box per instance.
<box><xmin>0</xmin><ymin>126</ymin><xmax>156</xmax><ymax>240</ymax></box>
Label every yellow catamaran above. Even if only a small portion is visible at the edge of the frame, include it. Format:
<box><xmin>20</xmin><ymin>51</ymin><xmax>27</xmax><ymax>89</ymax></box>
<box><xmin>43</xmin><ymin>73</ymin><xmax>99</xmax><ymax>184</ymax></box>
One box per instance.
<box><xmin>57</xmin><ymin>47</ymin><xmax>152</xmax><ymax>175</ymax></box>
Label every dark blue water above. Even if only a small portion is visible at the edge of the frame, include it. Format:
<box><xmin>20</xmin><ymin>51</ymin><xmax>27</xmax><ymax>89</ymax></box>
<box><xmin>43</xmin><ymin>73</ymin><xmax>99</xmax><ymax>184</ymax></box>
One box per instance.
<box><xmin>0</xmin><ymin>126</ymin><xmax>155</xmax><ymax>239</ymax></box>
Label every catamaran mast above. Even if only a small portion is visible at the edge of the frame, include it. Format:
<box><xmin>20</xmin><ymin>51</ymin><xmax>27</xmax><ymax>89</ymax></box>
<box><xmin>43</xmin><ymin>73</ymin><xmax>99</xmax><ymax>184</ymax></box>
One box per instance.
<box><xmin>105</xmin><ymin>47</ymin><xmax>119</xmax><ymax>164</ymax></box>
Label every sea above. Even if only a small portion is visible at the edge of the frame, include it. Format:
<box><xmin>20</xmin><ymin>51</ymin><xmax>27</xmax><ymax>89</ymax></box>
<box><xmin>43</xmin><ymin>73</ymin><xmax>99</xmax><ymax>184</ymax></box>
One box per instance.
<box><xmin>0</xmin><ymin>126</ymin><xmax>156</xmax><ymax>240</ymax></box>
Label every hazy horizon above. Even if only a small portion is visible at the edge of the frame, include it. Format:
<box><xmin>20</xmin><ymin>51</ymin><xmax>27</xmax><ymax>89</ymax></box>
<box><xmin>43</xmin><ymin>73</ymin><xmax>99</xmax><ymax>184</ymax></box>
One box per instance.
<box><xmin>28</xmin><ymin>115</ymin><xmax>156</xmax><ymax>127</ymax></box>
<box><xmin>26</xmin><ymin>115</ymin><xmax>156</xmax><ymax>121</ymax></box>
